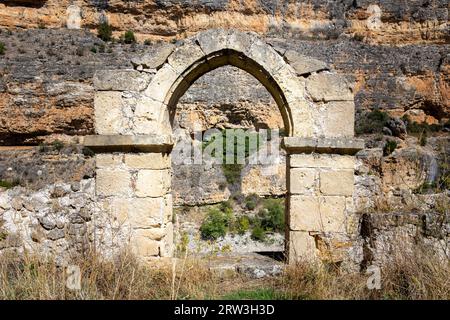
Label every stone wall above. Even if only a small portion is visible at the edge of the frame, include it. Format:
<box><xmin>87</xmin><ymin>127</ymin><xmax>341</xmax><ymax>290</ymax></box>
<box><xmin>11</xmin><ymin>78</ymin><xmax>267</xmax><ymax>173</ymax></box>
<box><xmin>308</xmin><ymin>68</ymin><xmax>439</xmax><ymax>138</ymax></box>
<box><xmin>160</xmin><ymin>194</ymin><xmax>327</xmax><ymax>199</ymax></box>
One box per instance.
<box><xmin>0</xmin><ymin>179</ymin><xmax>99</xmax><ymax>265</ymax></box>
<box><xmin>95</xmin><ymin>153</ymin><xmax>174</xmax><ymax>261</ymax></box>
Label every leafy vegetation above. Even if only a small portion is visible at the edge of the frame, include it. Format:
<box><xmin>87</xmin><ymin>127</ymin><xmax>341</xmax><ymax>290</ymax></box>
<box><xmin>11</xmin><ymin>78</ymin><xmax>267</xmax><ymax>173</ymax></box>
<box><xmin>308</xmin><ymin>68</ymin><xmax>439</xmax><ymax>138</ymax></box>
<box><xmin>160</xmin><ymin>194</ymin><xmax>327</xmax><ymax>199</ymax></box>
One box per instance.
<box><xmin>199</xmin><ymin>197</ymin><xmax>285</xmax><ymax>242</ymax></box>
<box><xmin>222</xmin><ymin>164</ymin><xmax>243</xmax><ymax>185</ymax></box>
<box><xmin>39</xmin><ymin>140</ymin><xmax>65</xmax><ymax>153</ymax></box>
<box><xmin>356</xmin><ymin>109</ymin><xmax>390</xmax><ymax>134</ymax></box>
<box><xmin>0</xmin><ymin>180</ymin><xmax>19</xmax><ymax>189</ymax></box>
<box><xmin>122</xmin><ymin>30</ymin><xmax>136</xmax><ymax>44</ymax></box>
<box><xmin>383</xmin><ymin>140</ymin><xmax>397</xmax><ymax>156</ymax></box>
<box><xmin>259</xmin><ymin>198</ymin><xmax>285</xmax><ymax>233</ymax></box>
<box><xmin>0</xmin><ymin>42</ymin><xmax>5</xmax><ymax>55</ymax></box>
<box><xmin>234</xmin><ymin>216</ymin><xmax>250</xmax><ymax>235</ymax></box>
<box><xmin>200</xmin><ymin>207</ymin><xmax>233</xmax><ymax>240</ymax></box>
<box><xmin>402</xmin><ymin>115</ymin><xmax>448</xmax><ymax>146</ymax></box>
<box><xmin>97</xmin><ymin>22</ymin><xmax>113</xmax><ymax>42</ymax></box>
<box><xmin>244</xmin><ymin>194</ymin><xmax>258</xmax><ymax>210</ymax></box>
<box><xmin>250</xmin><ymin>224</ymin><xmax>266</xmax><ymax>241</ymax></box>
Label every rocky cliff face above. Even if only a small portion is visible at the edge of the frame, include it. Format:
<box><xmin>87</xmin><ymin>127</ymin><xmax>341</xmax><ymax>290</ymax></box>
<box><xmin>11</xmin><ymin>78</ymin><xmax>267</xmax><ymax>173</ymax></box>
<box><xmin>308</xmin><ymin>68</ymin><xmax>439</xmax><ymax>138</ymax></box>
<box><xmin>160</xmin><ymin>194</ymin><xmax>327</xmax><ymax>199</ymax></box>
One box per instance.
<box><xmin>0</xmin><ymin>0</ymin><xmax>448</xmax><ymax>44</ymax></box>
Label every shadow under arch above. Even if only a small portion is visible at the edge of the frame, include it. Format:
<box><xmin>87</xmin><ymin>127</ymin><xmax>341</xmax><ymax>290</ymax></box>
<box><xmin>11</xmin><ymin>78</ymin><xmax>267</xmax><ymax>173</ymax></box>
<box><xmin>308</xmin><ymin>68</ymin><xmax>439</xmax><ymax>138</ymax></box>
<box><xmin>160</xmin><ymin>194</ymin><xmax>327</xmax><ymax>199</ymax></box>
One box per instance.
<box><xmin>164</xmin><ymin>48</ymin><xmax>294</xmax><ymax>136</ymax></box>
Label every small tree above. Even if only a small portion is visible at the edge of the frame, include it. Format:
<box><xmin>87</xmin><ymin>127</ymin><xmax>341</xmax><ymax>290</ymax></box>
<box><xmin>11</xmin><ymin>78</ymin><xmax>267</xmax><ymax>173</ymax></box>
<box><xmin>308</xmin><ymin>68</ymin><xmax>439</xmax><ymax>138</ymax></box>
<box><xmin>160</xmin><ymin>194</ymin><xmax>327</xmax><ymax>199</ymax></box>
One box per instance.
<box><xmin>97</xmin><ymin>22</ymin><xmax>112</xmax><ymax>42</ymax></box>
<box><xmin>123</xmin><ymin>30</ymin><xmax>136</xmax><ymax>44</ymax></box>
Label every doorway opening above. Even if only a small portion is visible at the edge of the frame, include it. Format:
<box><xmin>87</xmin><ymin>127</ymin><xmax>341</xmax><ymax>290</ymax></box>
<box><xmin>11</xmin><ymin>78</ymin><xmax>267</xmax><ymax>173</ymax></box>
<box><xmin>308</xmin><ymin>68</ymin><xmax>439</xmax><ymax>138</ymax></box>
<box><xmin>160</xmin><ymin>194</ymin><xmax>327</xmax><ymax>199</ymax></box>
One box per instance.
<box><xmin>171</xmin><ymin>65</ymin><xmax>287</xmax><ymax>267</ymax></box>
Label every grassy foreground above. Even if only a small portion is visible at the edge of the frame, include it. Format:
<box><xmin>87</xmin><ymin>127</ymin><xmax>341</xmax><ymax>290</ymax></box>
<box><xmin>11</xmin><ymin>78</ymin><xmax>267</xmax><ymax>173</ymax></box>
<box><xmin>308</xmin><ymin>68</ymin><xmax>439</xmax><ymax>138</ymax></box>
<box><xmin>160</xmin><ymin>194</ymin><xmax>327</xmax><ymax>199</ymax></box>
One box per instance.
<box><xmin>0</xmin><ymin>247</ymin><xmax>448</xmax><ymax>300</ymax></box>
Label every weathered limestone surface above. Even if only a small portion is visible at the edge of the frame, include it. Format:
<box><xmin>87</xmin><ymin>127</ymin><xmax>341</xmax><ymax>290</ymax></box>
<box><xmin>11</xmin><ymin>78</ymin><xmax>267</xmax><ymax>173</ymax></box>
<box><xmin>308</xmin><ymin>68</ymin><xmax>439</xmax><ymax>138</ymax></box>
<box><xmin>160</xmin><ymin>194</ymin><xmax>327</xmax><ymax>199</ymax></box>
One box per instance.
<box><xmin>319</xmin><ymin>170</ymin><xmax>354</xmax><ymax>196</ymax></box>
<box><xmin>93</xmin><ymin>152</ymin><xmax>174</xmax><ymax>259</ymax></box>
<box><xmin>306</xmin><ymin>73</ymin><xmax>354</xmax><ymax>102</ymax></box>
<box><xmin>93</xmin><ymin>70</ymin><xmax>153</xmax><ymax>92</ymax></box>
<box><xmin>287</xmin><ymin>150</ymin><xmax>357</xmax><ymax>264</ymax></box>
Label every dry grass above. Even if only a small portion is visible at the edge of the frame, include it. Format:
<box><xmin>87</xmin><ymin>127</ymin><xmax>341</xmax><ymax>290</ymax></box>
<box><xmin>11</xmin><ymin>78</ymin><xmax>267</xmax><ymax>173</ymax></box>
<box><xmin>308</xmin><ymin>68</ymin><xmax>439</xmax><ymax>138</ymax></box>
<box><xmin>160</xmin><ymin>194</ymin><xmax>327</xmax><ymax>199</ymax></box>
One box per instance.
<box><xmin>0</xmin><ymin>246</ymin><xmax>448</xmax><ymax>300</ymax></box>
<box><xmin>0</xmin><ymin>249</ymin><xmax>222</xmax><ymax>300</ymax></box>
<box><xmin>279</xmin><ymin>246</ymin><xmax>449</xmax><ymax>300</ymax></box>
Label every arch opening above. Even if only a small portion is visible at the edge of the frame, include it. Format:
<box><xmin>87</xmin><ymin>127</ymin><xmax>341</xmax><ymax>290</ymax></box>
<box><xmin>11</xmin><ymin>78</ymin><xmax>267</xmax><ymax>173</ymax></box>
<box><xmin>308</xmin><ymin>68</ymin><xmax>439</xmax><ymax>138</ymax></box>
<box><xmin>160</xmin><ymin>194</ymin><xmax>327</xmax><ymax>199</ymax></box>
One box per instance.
<box><xmin>169</xmin><ymin>59</ymin><xmax>288</xmax><ymax>261</ymax></box>
<box><xmin>164</xmin><ymin>49</ymin><xmax>294</xmax><ymax>137</ymax></box>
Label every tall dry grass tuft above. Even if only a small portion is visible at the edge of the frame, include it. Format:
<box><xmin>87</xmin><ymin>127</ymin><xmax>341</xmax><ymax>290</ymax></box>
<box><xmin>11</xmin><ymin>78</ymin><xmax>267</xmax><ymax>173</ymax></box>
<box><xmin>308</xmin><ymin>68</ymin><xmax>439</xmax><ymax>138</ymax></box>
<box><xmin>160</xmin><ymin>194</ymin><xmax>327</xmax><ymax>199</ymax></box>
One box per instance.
<box><xmin>0</xmin><ymin>248</ymin><xmax>221</xmax><ymax>300</ymax></box>
<box><xmin>378</xmin><ymin>246</ymin><xmax>449</xmax><ymax>300</ymax></box>
<box><xmin>279</xmin><ymin>245</ymin><xmax>449</xmax><ymax>300</ymax></box>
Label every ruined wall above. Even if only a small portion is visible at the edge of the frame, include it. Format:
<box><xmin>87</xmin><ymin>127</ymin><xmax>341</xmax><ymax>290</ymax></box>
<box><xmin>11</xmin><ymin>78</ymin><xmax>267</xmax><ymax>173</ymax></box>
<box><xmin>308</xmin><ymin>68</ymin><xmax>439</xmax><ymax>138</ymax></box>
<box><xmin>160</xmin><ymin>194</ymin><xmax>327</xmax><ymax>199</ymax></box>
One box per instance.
<box><xmin>0</xmin><ymin>1</ymin><xmax>448</xmax><ymax>267</ymax></box>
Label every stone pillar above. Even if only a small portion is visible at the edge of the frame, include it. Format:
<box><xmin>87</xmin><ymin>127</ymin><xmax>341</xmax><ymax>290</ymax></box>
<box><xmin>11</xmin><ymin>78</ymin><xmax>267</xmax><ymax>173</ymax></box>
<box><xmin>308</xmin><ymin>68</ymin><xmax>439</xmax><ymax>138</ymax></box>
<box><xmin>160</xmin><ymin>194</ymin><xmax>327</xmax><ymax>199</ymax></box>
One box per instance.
<box><xmin>283</xmin><ymin>137</ymin><xmax>364</xmax><ymax>265</ymax></box>
<box><xmin>84</xmin><ymin>135</ymin><xmax>174</xmax><ymax>262</ymax></box>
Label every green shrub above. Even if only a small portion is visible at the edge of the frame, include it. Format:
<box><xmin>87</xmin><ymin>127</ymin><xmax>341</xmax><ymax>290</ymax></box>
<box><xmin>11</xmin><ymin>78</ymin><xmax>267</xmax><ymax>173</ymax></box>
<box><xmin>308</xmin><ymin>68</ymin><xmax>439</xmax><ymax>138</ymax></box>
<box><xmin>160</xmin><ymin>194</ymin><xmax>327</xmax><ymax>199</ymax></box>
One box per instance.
<box><xmin>0</xmin><ymin>42</ymin><xmax>5</xmax><ymax>55</ymax></box>
<box><xmin>244</xmin><ymin>194</ymin><xmax>259</xmax><ymax>210</ymax></box>
<box><xmin>98</xmin><ymin>43</ymin><xmax>106</xmax><ymax>53</ymax></box>
<box><xmin>97</xmin><ymin>22</ymin><xmax>113</xmax><ymax>42</ymax></box>
<box><xmin>144</xmin><ymin>39</ymin><xmax>151</xmax><ymax>45</ymax></box>
<box><xmin>222</xmin><ymin>164</ymin><xmax>243</xmax><ymax>185</ymax></box>
<box><xmin>356</xmin><ymin>109</ymin><xmax>390</xmax><ymax>134</ymax></box>
<box><xmin>38</xmin><ymin>141</ymin><xmax>65</xmax><ymax>153</ymax></box>
<box><xmin>403</xmin><ymin>115</ymin><xmax>444</xmax><ymax>135</ymax></box>
<box><xmin>419</xmin><ymin>131</ymin><xmax>427</xmax><ymax>146</ymax></box>
<box><xmin>90</xmin><ymin>47</ymin><xmax>97</xmax><ymax>53</ymax></box>
<box><xmin>82</xmin><ymin>147</ymin><xmax>95</xmax><ymax>157</ymax></box>
<box><xmin>234</xmin><ymin>216</ymin><xmax>250</xmax><ymax>235</ymax></box>
<box><xmin>176</xmin><ymin>232</ymin><xmax>189</xmax><ymax>254</ymax></box>
<box><xmin>200</xmin><ymin>208</ymin><xmax>232</xmax><ymax>240</ymax></box>
<box><xmin>414</xmin><ymin>181</ymin><xmax>437</xmax><ymax>194</ymax></box>
<box><xmin>0</xmin><ymin>180</ymin><xmax>19</xmax><ymax>189</ymax></box>
<box><xmin>260</xmin><ymin>198</ymin><xmax>285</xmax><ymax>232</ymax></box>
<box><xmin>383</xmin><ymin>140</ymin><xmax>397</xmax><ymax>156</ymax></box>
<box><xmin>251</xmin><ymin>225</ymin><xmax>266</xmax><ymax>241</ymax></box>
<box><xmin>123</xmin><ymin>30</ymin><xmax>136</xmax><ymax>44</ymax></box>
<box><xmin>219</xmin><ymin>200</ymin><xmax>233</xmax><ymax>213</ymax></box>
<box><xmin>52</xmin><ymin>140</ymin><xmax>64</xmax><ymax>151</ymax></box>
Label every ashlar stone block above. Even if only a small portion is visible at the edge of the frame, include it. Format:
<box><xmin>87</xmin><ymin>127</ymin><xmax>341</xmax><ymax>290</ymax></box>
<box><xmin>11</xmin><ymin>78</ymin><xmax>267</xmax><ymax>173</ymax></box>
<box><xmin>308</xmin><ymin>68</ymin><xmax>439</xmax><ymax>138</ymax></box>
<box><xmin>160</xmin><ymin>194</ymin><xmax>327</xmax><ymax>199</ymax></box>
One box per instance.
<box><xmin>289</xmin><ymin>154</ymin><xmax>355</xmax><ymax>169</ymax></box>
<box><xmin>131</xmin><ymin>229</ymin><xmax>161</xmax><ymax>257</ymax></box>
<box><xmin>319</xmin><ymin>196</ymin><xmax>346</xmax><ymax>233</ymax></box>
<box><xmin>96</xmin><ymin>169</ymin><xmax>131</xmax><ymax>197</ymax></box>
<box><xmin>135</xmin><ymin>169</ymin><xmax>171</xmax><ymax>197</ymax></box>
<box><xmin>167</xmin><ymin>41</ymin><xmax>205</xmax><ymax>74</ymax></box>
<box><xmin>290</xmin><ymin>195</ymin><xmax>320</xmax><ymax>231</ymax></box>
<box><xmin>124</xmin><ymin>153</ymin><xmax>170</xmax><ymax>170</ymax></box>
<box><xmin>306</xmin><ymin>73</ymin><xmax>353</xmax><ymax>102</ymax></box>
<box><xmin>319</xmin><ymin>170</ymin><xmax>354</xmax><ymax>196</ymax></box>
<box><xmin>95</xmin><ymin>154</ymin><xmax>124</xmax><ymax>169</ymax></box>
<box><xmin>111</xmin><ymin>197</ymin><xmax>166</xmax><ymax>228</ymax></box>
<box><xmin>289</xmin><ymin>168</ymin><xmax>316</xmax><ymax>195</ymax></box>
<box><xmin>316</xmin><ymin>101</ymin><xmax>355</xmax><ymax>138</ymax></box>
<box><xmin>94</xmin><ymin>91</ymin><xmax>124</xmax><ymax>135</ymax></box>
<box><xmin>144</xmin><ymin>63</ymin><xmax>179</xmax><ymax>103</ymax></box>
<box><xmin>288</xmin><ymin>231</ymin><xmax>318</xmax><ymax>264</ymax></box>
<box><xmin>196</xmin><ymin>29</ymin><xmax>229</xmax><ymax>55</ymax></box>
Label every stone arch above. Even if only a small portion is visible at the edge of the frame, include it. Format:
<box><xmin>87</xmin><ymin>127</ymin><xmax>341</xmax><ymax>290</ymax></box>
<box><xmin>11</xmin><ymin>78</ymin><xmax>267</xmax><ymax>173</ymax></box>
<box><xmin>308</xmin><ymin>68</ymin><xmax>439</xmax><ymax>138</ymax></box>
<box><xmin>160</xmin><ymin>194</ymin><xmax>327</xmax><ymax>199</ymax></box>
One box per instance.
<box><xmin>86</xmin><ymin>29</ymin><xmax>364</xmax><ymax>266</ymax></box>
<box><xmin>138</xmin><ymin>29</ymin><xmax>314</xmax><ymax>138</ymax></box>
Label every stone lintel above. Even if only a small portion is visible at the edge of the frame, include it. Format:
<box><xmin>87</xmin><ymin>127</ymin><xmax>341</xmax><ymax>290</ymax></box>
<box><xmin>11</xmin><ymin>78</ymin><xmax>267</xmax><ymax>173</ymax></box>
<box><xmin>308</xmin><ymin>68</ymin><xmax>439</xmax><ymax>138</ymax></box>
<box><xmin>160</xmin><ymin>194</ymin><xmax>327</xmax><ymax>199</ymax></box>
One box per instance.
<box><xmin>83</xmin><ymin>135</ymin><xmax>173</xmax><ymax>153</ymax></box>
<box><xmin>282</xmin><ymin>137</ymin><xmax>364</xmax><ymax>155</ymax></box>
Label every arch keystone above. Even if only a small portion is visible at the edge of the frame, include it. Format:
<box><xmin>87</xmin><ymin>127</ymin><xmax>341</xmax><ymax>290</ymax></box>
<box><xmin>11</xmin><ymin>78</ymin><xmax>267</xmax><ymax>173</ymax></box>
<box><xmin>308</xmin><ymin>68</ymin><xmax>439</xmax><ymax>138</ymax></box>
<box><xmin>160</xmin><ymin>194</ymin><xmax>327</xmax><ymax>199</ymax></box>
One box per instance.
<box><xmin>195</xmin><ymin>29</ymin><xmax>229</xmax><ymax>55</ymax></box>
